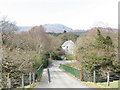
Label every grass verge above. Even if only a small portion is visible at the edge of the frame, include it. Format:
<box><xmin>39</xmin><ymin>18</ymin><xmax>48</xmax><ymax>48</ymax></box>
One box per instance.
<box><xmin>24</xmin><ymin>82</ymin><xmax>40</xmax><ymax>88</ymax></box>
<box><xmin>81</xmin><ymin>80</ymin><xmax>119</xmax><ymax>88</ymax></box>
<box><xmin>16</xmin><ymin>82</ymin><xmax>40</xmax><ymax>89</ymax></box>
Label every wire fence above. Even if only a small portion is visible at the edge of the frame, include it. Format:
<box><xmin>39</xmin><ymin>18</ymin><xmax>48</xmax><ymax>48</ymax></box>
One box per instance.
<box><xmin>59</xmin><ymin>64</ymin><xmax>80</xmax><ymax>79</ymax></box>
<box><xmin>59</xmin><ymin>64</ymin><xmax>120</xmax><ymax>87</ymax></box>
<box><xmin>83</xmin><ymin>69</ymin><xmax>120</xmax><ymax>83</ymax></box>
<box><xmin>35</xmin><ymin>64</ymin><xmax>44</xmax><ymax>81</ymax></box>
<box><xmin>2</xmin><ymin>64</ymin><xmax>44</xmax><ymax>88</ymax></box>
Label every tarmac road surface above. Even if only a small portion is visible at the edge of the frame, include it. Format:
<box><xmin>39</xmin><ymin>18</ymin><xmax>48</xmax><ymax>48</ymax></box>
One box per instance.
<box><xmin>35</xmin><ymin>60</ymin><xmax>92</xmax><ymax>88</ymax></box>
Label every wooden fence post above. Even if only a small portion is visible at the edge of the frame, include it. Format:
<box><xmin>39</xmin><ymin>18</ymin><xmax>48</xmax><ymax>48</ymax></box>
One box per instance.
<box><xmin>107</xmin><ymin>72</ymin><xmax>110</xmax><ymax>86</ymax></box>
<box><xmin>7</xmin><ymin>73</ymin><xmax>11</xmax><ymax>88</ymax></box>
<box><xmin>80</xmin><ymin>67</ymin><xmax>83</xmax><ymax>81</ymax></box>
<box><xmin>8</xmin><ymin>78</ymin><xmax>11</xmax><ymax>88</ymax></box>
<box><xmin>93</xmin><ymin>71</ymin><xmax>96</xmax><ymax>83</ymax></box>
<box><xmin>83</xmin><ymin>69</ymin><xmax>86</xmax><ymax>81</ymax></box>
<box><xmin>0</xmin><ymin>73</ymin><xmax>2</xmax><ymax>89</ymax></box>
<box><xmin>29</xmin><ymin>72</ymin><xmax>31</xmax><ymax>85</ymax></box>
<box><xmin>33</xmin><ymin>73</ymin><xmax>35</xmax><ymax>84</ymax></box>
<box><xmin>22</xmin><ymin>74</ymin><xmax>24</xmax><ymax>88</ymax></box>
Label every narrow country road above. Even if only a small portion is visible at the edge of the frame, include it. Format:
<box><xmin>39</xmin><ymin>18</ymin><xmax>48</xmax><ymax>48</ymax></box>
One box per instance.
<box><xmin>35</xmin><ymin>60</ymin><xmax>91</xmax><ymax>88</ymax></box>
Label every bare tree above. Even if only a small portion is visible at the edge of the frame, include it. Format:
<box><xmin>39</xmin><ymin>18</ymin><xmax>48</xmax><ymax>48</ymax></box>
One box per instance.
<box><xmin>0</xmin><ymin>17</ymin><xmax>18</xmax><ymax>34</ymax></box>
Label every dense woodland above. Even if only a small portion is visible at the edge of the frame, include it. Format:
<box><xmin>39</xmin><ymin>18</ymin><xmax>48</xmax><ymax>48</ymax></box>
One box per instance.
<box><xmin>0</xmin><ymin>17</ymin><xmax>119</xmax><ymax>87</ymax></box>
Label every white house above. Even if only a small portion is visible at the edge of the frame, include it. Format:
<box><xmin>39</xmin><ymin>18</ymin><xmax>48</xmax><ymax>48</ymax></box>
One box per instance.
<box><xmin>61</xmin><ymin>40</ymin><xmax>75</xmax><ymax>54</ymax></box>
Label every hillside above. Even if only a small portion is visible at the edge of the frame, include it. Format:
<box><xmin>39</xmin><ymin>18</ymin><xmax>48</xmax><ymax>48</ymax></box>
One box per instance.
<box><xmin>87</xmin><ymin>27</ymin><xmax>118</xmax><ymax>33</ymax></box>
<box><xmin>18</xmin><ymin>26</ymin><xmax>32</xmax><ymax>32</ymax></box>
<box><xmin>18</xmin><ymin>24</ymin><xmax>86</xmax><ymax>33</ymax></box>
<box><xmin>44</xmin><ymin>24</ymin><xmax>73</xmax><ymax>33</ymax></box>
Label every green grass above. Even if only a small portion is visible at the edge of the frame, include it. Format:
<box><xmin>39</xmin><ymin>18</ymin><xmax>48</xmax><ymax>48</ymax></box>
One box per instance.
<box><xmin>81</xmin><ymin>82</ymin><xmax>107</xmax><ymax>88</ymax></box>
<box><xmin>15</xmin><ymin>82</ymin><xmax>40</xmax><ymax>89</ymax></box>
<box><xmin>82</xmin><ymin>80</ymin><xmax>119</xmax><ymax>88</ymax></box>
<box><xmin>65</xmin><ymin>63</ymin><xmax>72</xmax><ymax>67</ymax></box>
<box><xmin>97</xmin><ymin>80</ymin><xmax>119</xmax><ymax>88</ymax></box>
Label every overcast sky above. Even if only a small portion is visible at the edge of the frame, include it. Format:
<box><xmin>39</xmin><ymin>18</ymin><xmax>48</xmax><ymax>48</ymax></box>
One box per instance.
<box><xmin>0</xmin><ymin>0</ymin><xmax>119</xmax><ymax>30</ymax></box>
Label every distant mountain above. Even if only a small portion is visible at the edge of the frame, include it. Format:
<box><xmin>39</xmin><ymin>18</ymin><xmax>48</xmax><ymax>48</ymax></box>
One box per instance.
<box><xmin>18</xmin><ymin>24</ymin><xmax>86</xmax><ymax>33</ymax></box>
<box><xmin>18</xmin><ymin>26</ymin><xmax>32</xmax><ymax>32</ymax></box>
<box><xmin>87</xmin><ymin>27</ymin><xmax>118</xmax><ymax>33</ymax></box>
<box><xmin>44</xmin><ymin>24</ymin><xmax>73</xmax><ymax>33</ymax></box>
<box><xmin>71</xmin><ymin>29</ymin><xmax>85</xmax><ymax>32</ymax></box>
